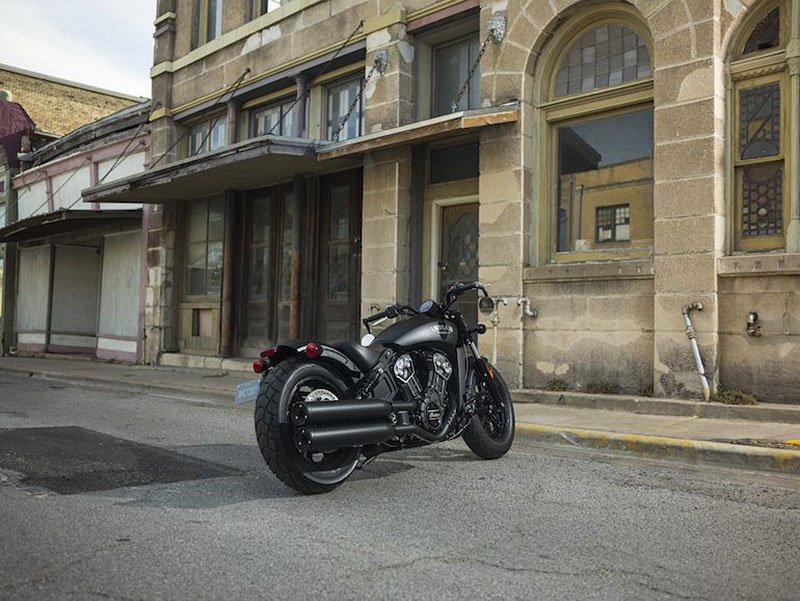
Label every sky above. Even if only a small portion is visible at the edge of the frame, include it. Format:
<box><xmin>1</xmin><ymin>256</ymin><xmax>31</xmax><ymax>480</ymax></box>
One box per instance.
<box><xmin>0</xmin><ymin>0</ymin><xmax>155</xmax><ymax>98</ymax></box>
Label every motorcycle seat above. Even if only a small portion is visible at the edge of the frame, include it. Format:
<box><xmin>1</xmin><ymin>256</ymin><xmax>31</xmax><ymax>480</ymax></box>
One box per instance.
<box><xmin>331</xmin><ymin>340</ymin><xmax>382</xmax><ymax>373</ymax></box>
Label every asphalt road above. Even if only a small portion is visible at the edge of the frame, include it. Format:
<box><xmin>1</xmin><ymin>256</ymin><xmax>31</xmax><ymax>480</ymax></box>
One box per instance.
<box><xmin>0</xmin><ymin>372</ymin><xmax>798</xmax><ymax>601</ymax></box>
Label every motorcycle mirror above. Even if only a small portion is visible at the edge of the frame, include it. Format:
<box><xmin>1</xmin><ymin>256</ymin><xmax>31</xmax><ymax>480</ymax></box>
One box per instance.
<box><xmin>360</xmin><ymin>333</ymin><xmax>376</xmax><ymax>347</ymax></box>
<box><xmin>478</xmin><ymin>296</ymin><xmax>495</xmax><ymax>315</ymax></box>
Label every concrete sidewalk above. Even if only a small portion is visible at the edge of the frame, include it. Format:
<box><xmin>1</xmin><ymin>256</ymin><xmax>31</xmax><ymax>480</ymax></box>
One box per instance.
<box><xmin>0</xmin><ymin>355</ymin><xmax>798</xmax><ymax>474</ymax></box>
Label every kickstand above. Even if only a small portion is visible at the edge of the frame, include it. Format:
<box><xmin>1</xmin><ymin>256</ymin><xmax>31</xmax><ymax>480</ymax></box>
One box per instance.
<box><xmin>356</xmin><ymin>455</ymin><xmax>377</xmax><ymax>470</ymax></box>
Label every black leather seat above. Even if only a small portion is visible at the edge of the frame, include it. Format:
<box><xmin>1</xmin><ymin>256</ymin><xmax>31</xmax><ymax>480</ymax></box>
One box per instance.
<box><xmin>331</xmin><ymin>340</ymin><xmax>382</xmax><ymax>373</ymax></box>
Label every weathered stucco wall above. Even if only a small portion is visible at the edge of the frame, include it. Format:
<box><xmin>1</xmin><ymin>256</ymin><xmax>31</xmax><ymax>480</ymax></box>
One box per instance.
<box><xmin>718</xmin><ymin>262</ymin><xmax>800</xmax><ymax>404</ymax></box>
<box><xmin>522</xmin><ymin>264</ymin><xmax>655</xmax><ymax>394</ymax></box>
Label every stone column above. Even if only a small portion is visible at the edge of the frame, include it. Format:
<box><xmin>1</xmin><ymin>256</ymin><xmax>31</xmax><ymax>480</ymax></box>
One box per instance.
<box><xmin>651</xmin><ymin>7</ymin><xmax>723</xmax><ymax>398</ymax></box>
<box><xmin>785</xmin><ymin>1</ymin><xmax>800</xmax><ymax>252</ymax></box>
<box><xmin>360</xmin><ymin>147</ymin><xmax>413</xmax><ymax>321</ymax></box>
<box><xmin>144</xmin><ymin>203</ymin><xmax>179</xmax><ymax>362</ymax></box>
<box><xmin>363</xmin><ymin>10</ymin><xmax>415</xmax><ymax>133</ymax></box>
<box><xmin>477</xmin><ymin>123</ymin><xmax>526</xmax><ymax>389</ymax></box>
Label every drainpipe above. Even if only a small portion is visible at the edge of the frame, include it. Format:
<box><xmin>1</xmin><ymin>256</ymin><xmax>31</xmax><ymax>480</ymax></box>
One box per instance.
<box><xmin>681</xmin><ymin>302</ymin><xmax>711</xmax><ymax>402</ymax></box>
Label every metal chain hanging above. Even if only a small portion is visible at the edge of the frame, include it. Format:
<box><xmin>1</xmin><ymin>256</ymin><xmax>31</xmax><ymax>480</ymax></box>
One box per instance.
<box><xmin>450</xmin><ymin>14</ymin><xmax>507</xmax><ymax>113</ymax></box>
<box><xmin>331</xmin><ymin>59</ymin><xmax>382</xmax><ymax>142</ymax></box>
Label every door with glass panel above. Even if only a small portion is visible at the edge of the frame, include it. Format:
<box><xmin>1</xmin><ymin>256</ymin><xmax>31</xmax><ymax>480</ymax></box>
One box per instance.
<box><xmin>243</xmin><ymin>186</ymin><xmax>295</xmax><ymax>350</ymax></box>
<box><xmin>317</xmin><ymin>172</ymin><xmax>361</xmax><ymax>341</ymax></box>
<box><xmin>439</xmin><ymin>203</ymin><xmax>479</xmax><ymax>326</ymax></box>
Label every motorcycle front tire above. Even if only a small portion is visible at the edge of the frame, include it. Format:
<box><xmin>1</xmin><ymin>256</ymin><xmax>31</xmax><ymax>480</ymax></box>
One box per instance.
<box><xmin>462</xmin><ymin>365</ymin><xmax>515</xmax><ymax>460</ymax></box>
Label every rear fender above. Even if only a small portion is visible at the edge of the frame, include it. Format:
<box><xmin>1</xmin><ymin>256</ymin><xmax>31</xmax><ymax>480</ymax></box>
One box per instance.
<box><xmin>268</xmin><ymin>342</ymin><xmax>364</xmax><ymax>381</ymax></box>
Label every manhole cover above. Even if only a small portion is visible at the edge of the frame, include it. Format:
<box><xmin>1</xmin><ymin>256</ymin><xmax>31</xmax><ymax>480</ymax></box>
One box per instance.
<box><xmin>0</xmin><ymin>426</ymin><xmax>238</xmax><ymax>494</ymax></box>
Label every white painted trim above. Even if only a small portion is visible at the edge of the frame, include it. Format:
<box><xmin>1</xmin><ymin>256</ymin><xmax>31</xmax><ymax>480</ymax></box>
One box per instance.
<box><xmin>49</xmin><ymin>334</ymin><xmax>96</xmax><ymax>348</ymax></box>
<box><xmin>18</xmin><ymin>332</ymin><xmax>46</xmax><ymax>345</ymax></box>
<box><xmin>97</xmin><ymin>337</ymin><xmax>137</xmax><ymax>353</ymax></box>
<box><xmin>427</xmin><ymin>194</ymin><xmax>479</xmax><ymax>299</ymax></box>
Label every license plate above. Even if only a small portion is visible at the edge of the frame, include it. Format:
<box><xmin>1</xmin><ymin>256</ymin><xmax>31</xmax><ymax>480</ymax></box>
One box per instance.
<box><xmin>235</xmin><ymin>379</ymin><xmax>261</xmax><ymax>404</ymax></box>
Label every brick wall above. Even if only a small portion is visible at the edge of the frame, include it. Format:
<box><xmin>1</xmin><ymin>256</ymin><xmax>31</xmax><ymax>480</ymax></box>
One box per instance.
<box><xmin>0</xmin><ymin>68</ymin><xmax>140</xmax><ymax>136</ymax></box>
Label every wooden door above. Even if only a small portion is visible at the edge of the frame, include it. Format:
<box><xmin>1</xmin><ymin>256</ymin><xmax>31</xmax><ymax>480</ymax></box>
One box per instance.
<box><xmin>439</xmin><ymin>203</ymin><xmax>479</xmax><ymax>327</ymax></box>
<box><xmin>317</xmin><ymin>172</ymin><xmax>362</xmax><ymax>341</ymax></box>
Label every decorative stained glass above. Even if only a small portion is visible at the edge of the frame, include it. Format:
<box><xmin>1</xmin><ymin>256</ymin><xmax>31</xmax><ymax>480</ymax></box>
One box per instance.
<box><xmin>740</xmin><ymin>163</ymin><xmax>783</xmax><ymax>237</ymax></box>
<box><xmin>739</xmin><ymin>83</ymin><xmax>781</xmax><ymax>160</ymax></box>
<box><xmin>446</xmin><ymin>212</ymin><xmax>478</xmax><ymax>282</ymax></box>
<box><xmin>555</xmin><ymin>24</ymin><xmax>651</xmax><ymax>97</ymax></box>
<box><xmin>743</xmin><ymin>8</ymin><xmax>780</xmax><ymax>55</ymax></box>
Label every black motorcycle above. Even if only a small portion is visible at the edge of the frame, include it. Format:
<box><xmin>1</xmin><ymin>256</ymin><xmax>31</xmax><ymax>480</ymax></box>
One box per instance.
<box><xmin>251</xmin><ymin>281</ymin><xmax>514</xmax><ymax>494</ymax></box>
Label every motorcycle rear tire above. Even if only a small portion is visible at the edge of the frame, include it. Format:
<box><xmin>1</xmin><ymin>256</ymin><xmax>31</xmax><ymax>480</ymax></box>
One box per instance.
<box><xmin>255</xmin><ymin>357</ymin><xmax>359</xmax><ymax>494</ymax></box>
<box><xmin>462</xmin><ymin>366</ymin><xmax>515</xmax><ymax>460</ymax></box>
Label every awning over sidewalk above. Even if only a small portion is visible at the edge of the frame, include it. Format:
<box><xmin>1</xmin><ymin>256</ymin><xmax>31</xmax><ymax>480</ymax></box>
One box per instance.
<box><xmin>315</xmin><ymin>103</ymin><xmax>520</xmax><ymax>161</ymax></box>
<box><xmin>81</xmin><ymin>136</ymin><xmax>360</xmax><ymax>205</ymax></box>
<box><xmin>0</xmin><ymin>209</ymin><xmax>142</xmax><ymax>243</ymax></box>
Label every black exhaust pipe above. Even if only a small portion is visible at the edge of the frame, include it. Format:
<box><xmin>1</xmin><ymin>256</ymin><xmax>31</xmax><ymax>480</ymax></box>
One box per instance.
<box><xmin>294</xmin><ymin>422</ymin><xmax>397</xmax><ymax>452</ymax></box>
<box><xmin>290</xmin><ymin>398</ymin><xmax>415</xmax><ymax>426</ymax></box>
<box><xmin>293</xmin><ymin>405</ymin><xmax>459</xmax><ymax>452</ymax></box>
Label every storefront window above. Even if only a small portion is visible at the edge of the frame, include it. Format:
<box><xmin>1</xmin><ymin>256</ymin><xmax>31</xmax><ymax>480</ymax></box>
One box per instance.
<box><xmin>541</xmin><ymin>15</ymin><xmax>654</xmax><ymax>262</ymax></box>
<box><xmin>185</xmin><ymin>199</ymin><xmax>224</xmax><ymax>297</ymax></box>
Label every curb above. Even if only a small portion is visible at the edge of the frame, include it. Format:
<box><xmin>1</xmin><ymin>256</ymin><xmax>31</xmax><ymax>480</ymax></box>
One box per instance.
<box><xmin>515</xmin><ymin>422</ymin><xmax>800</xmax><ymax>474</ymax></box>
<box><xmin>513</xmin><ymin>390</ymin><xmax>800</xmax><ymax>424</ymax></box>
<box><xmin>0</xmin><ymin>365</ymin><xmax>240</xmax><ymax>408</ymax></box>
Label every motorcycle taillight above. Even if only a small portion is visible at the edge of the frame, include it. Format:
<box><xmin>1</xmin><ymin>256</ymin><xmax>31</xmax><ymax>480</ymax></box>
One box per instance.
<box><xmin>252</xmin><ymin>359</ymin><xmax>267</xmax><ymax>374</ymax></box>
<box><xmin>260</xmin><ymin>348</ymin><xmax>277</xmax><ymax>359</ymax></box>
<box><xmin>305</xmin><ymin>342</ymin><xmax>322</xmax><ymax>359</ymax></box>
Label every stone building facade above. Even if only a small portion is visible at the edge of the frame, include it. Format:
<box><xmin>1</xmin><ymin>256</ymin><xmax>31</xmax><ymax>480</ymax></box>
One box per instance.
<box><xmin>84</xmin><ymin>0</ymin><xmax>800</xmax><ymax>402</ymax></box>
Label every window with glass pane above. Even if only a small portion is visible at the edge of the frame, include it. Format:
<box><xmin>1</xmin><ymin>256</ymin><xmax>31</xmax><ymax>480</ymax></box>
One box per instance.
<box><xmin>328</xmin><ymin>186</ymin><xmax>350</xmax><ymax>301</ymax></box>
<box><xmin>187</xmin><ymin>116</ymin><xmax>226</xmax><ymax>156</ymax></box>
<box><xmin>554</xmin><ymin>24</ymin><xmax>650</xmax><ymax>98</ymax></box>
<box><xmin>730</xmin><ymin>3</ymin><xmax>789</xmax><ymax>251</ymax></box>
<box><xmin>433</xmin><ymin>34</ymin><xmax>480</xmax><ymax>116</ymax></box>
<box><xmin>184</xmin><ymin>199</ymin><xmax>225</xmax><ymax>297</ymax></box>
<box><xmin>251</xmin><ymin>100</ymin><xmax>299</xmax><ymax>137</ymax></box>
<box><xmin>326</xmin><ymin>77</ymin><xmax>363</xmax><ymax>141</ymax></box>
<box><xmin>249</xmin><ymin>199</ymin><xmax>271</xmax><ymax>299</ymax></box>
<box><xmin>743</xmin><ymin>8</ymin><xmax>780</xmax><ymax>54</ymax></box>
<box><xmin>192</xmin><ymin>0</ymin><xmax>223</xmax><ymax>47</ymax></box>
<box><xmin>207</xmin><ymin>0</ymin><xmax>222</xmax><ymax>40</ymax></box>
<box><xmin>188</xmin><ymin>122</ymin><xmax>209</xmax><ymax>156</ymax></box>
<box><xmin>556</xmin><ymin>109</ymin><xmax>653</xmax><ymax>252</ymax></box>
<box><xmin>279</xmin><ymin>194</ymin><xmax>295</xmax><ymax>302</ymax></box>
<box><xmin>735</xmin><ymin>79</ymin><xmax>785</xmax><ymax>247</ymax></box>
<box><xmin>252</xmin><ymin>0</ymin><xmax>283</xmax><ymax>17</ymax></box>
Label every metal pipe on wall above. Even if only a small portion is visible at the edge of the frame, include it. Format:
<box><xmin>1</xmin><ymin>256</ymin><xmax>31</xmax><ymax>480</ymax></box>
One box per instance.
<box><xmin>682</xmin><ymin>303</ymin><xmax>711</xmax><ymax>402</ymax></box>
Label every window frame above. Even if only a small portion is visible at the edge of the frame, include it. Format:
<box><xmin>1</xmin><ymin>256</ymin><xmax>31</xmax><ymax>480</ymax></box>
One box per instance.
<box><xmin>535</xmin><ymin>7</ymin><xmax>655</xmax><ymax>265</ymax></box>
<box><xmin>323</xmin><ymin>74</ymin><xmax>365</xmax><ymax>141</ymax></box>
<box><xmin>186</xmin><ymin>114</ymin><xmax>228</xmax><ymax>157</ymax></box>
<box><xmin>727</xmin><ymin>0</ymin><xmax>792</xmax><ymax>254</ymax></box>
<box><xmin>192</xmin><ymin>0</ymin><xmax>223</xmax><ymax>48</ymax></box>
<box><xmin>249</xmin><ymin>97</ymin><xmax>305</xmax><ymax>138</ymax></box>
<box><xmin>183</xmin><ymin>198</ymin><xmax>225</xmax><ymax>301</ymax></box>
<box><xmin>431</xmin><ymin>32</ymin><xmax>481</xmax><ymax>117</ymax></box>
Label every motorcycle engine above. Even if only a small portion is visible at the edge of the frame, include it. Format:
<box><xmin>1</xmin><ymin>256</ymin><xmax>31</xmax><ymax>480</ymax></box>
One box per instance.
<box><xmin>393</xmin><ymin>351</ymin><xmax>452</xmax><ymax>432</ymax></box>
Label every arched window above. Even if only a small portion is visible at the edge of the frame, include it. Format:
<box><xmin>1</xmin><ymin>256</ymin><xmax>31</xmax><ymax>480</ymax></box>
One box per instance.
<box><xmin>729</xmin><ymin>2</ymin><xmax>791</xmax><ymax>252</ymax></box>
<box><xmin>539</xmin><ymin>11</ymin><xmax>654</xmax><ymax>262</ymax></box>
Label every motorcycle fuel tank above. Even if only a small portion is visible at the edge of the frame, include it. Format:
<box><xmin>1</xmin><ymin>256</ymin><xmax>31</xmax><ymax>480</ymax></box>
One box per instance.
<box><xmin>375</xmin><ymin>315</ymin><xmax>458</xmax><ymax>352</ymax></box>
